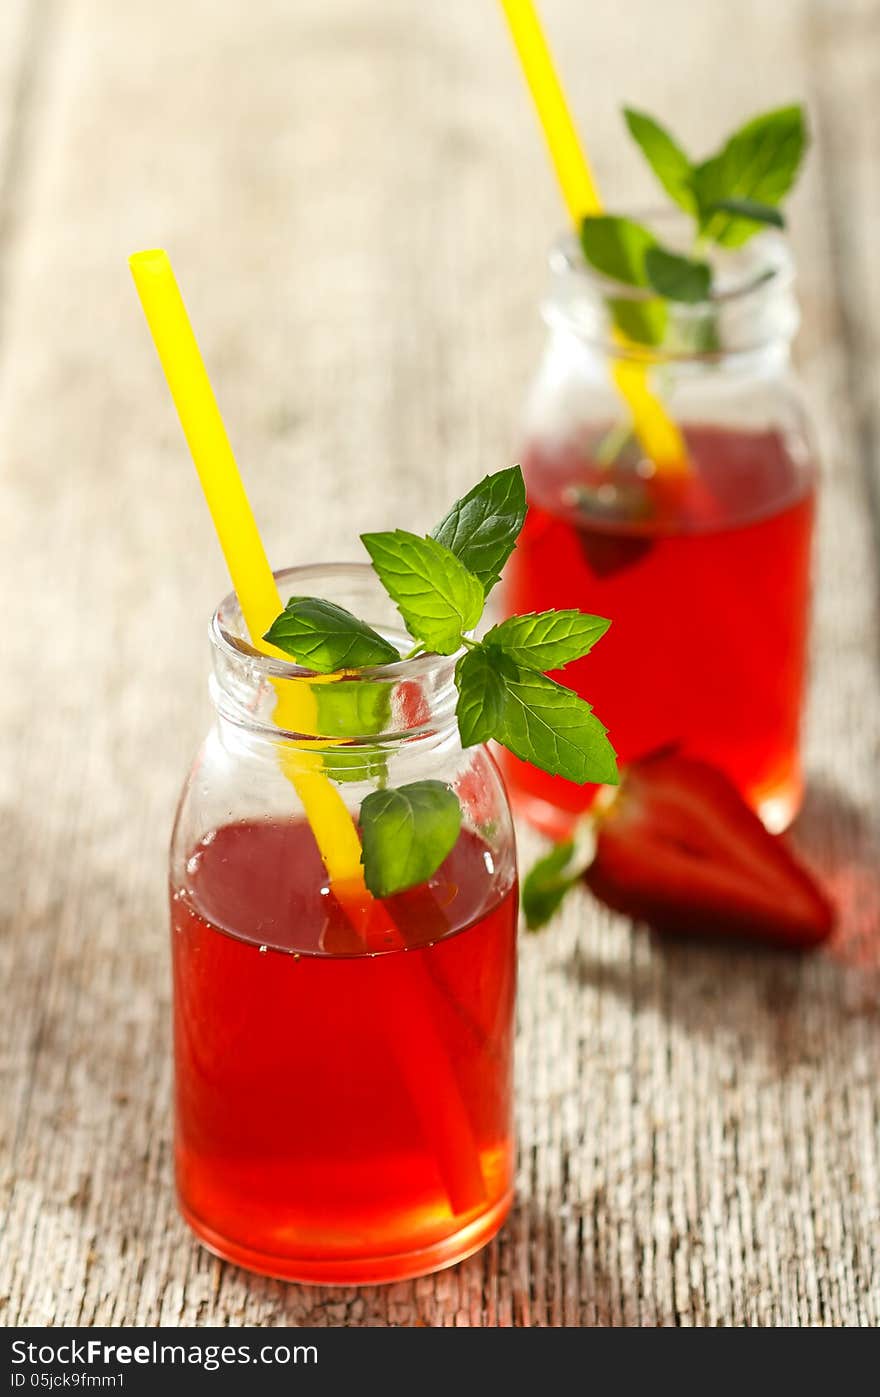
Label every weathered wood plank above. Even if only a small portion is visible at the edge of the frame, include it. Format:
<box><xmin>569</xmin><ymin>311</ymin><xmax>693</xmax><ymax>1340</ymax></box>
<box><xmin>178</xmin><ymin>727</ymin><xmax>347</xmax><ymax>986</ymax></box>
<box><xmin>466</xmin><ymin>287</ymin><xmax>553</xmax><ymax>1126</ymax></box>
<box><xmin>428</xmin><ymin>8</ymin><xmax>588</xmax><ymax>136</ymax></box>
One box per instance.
<box><xmin>0</xmin><ymin>1</ymin><xmax>54</xmax><ymax>340</ymax></box>
<box><xmin>0</xmin><ymin>2</ymin><xmax>40</xmax><ymax>192</ymax></box>
<box><xmin>811</xmin><ymin>0</ymin><xmax>880</xmax><ymax>588</ymax></box>
<box><xmin>0</xmin><ymin>0</ymin><xmax>877</xmax><ymax>1326</ymax></box>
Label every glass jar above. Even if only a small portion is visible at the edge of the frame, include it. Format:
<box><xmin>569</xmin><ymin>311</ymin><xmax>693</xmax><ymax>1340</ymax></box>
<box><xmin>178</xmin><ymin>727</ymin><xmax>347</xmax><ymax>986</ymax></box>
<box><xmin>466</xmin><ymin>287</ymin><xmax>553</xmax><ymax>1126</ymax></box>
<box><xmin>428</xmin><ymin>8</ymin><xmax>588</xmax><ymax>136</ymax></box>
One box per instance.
<box><xmin>169</xmin><ymin>563</ymin><xmax>518</xmax><ymax>1284</ymax></box>
<box><xmin>503</xmin><ymin>217</ymin><xmax>817</xmax><ymax>838</ymax></box>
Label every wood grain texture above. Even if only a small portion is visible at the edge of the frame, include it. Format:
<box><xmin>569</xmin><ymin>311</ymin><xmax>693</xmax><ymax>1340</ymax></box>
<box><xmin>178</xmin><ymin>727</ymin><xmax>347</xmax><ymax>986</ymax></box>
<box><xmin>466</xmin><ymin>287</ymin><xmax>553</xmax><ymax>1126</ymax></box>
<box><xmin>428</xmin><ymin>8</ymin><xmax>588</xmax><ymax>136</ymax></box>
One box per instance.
<box><xmin>0</xmin><ymin>0</ymin><xmax>878</xmax><ymax>1326</ymax></box>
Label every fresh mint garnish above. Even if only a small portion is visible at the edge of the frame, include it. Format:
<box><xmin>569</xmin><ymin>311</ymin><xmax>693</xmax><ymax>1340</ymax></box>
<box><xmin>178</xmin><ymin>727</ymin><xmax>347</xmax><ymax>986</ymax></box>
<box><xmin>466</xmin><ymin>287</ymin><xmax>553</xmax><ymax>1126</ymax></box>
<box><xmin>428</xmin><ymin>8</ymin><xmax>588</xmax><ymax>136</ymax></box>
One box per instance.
<box><xmin>455</xmin><ymin>646</ymin><xmax>507</xmax><ymax>747</ymax></box>
<box><xmin>360</xmin><ymin>780</ymin><xmax>462</xmax><ymax>898</ymax></box>
<box><xmin>622</xmin><ymin>108</ymin><xmax>696</xmax><ymax>215</ymax></box>
<box><xmin>481</xmin><ymin>609</ymin><xmax>610</xmax><ymax>671</ymax></box>
<box><xmin>692</xmin><ymin>105</ymin><xmax>807</xmax><ymax>246</ymax></box>
<box><xmin>522</xmin><ymin>839</ymin><xmax>580</xmax><ymax>930</ymax></box>
<box><xmin>578</xmin><ymin>103</ymin><xmax>808</xmax><ymax>344</ymax></box>
<box><xmin>268</xmin><ymin>466</ymin><xmax>618</xmax><ymax>896</ymax></box>
<box><xmin>431</xmin><ymin>465</ymin><xmax>527</xmax><ymax>594</ymax></box>
<box><xmin>579</xmin><ymin>216</ymin><xmax>668</xmax><ymax>346</ymax></box>
<box><xmin>578</xmin><ymin>215</ymin><xmax>657</xmax><ymax>288</ymax></box>
<box><xmin>465</xmin><ymin>662</ymin><xmax>617</xmax><ymax>786</ymax></box>
<box><xmin>522</xmin><ymin>820</ymin><xmax>597</xmax><ymax>930</ymax></box>
<box><xmin>313</xmin><ymin>677</ymin><xmax>392</xmax><ymax>736</ymax></box>
<box><xmin>456</xmin><ymin>643</ymin><xmax>617</xmax><ymax>786</ymax></box>
<box><xmin>608</xmin><ymin>294</ymin><xmax>667</xmax><ymax>348</ymax></box>
<box><xmin>361</xmin><ymin>529</ymin><xmax>484</xmax><ymax>655</ymax></box>
<box><xmin>705</xmin><ymin>197</ymin><xmax>785</xmax><ymax>231</ymax></box>
<box><xmin>312</xmin><ymin>678</ymin><xmax>392</xmax><ymax>784</ymax></box>
<box><xmin>643</xmin><ymin>247</ymin><xmax>711</xmax><ymax>304</ymax></box>
<box><xmin>264</xmin><ymin>596</ymin><xmax>400</xmax><ymax>672</ymax></box>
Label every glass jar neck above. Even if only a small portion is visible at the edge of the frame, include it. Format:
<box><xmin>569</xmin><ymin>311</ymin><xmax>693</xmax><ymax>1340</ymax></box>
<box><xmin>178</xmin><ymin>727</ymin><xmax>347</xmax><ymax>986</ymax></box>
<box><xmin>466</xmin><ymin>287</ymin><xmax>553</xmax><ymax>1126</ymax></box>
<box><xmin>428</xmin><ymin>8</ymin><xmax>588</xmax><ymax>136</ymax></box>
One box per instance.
<box><xmin>544</xmin><ymin>219</ymin><xmax>799</xmax><ymax>371</ymax></box>
<box><xmin>209</xmin><ymin>564</ymin><xmax>461</xmax><ymax>754</ymax></box>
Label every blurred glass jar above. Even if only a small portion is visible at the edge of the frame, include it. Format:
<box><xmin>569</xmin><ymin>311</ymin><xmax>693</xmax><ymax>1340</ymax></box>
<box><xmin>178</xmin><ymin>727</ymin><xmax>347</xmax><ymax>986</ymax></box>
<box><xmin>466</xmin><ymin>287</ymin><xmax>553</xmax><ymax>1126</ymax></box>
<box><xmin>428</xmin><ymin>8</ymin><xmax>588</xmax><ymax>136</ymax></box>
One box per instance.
<box><xmin>503</xmin><ymin>218</ymin><xmax>817</xmax><ymax>838</ymax></box>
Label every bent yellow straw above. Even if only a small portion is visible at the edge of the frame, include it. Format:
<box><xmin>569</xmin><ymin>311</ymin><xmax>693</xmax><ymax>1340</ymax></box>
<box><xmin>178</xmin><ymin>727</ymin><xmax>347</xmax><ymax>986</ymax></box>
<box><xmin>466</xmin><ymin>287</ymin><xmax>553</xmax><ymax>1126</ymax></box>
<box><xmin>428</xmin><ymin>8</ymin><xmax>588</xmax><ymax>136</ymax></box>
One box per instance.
<box><xmin>498</xmin><ymin>0</ymin><xmax>688</xmax><ymax>473</ymax></box>
<box><xmin>129</xmin><ymin>249</ymin><xmax>367</xmax><ymax>892</ymax></box>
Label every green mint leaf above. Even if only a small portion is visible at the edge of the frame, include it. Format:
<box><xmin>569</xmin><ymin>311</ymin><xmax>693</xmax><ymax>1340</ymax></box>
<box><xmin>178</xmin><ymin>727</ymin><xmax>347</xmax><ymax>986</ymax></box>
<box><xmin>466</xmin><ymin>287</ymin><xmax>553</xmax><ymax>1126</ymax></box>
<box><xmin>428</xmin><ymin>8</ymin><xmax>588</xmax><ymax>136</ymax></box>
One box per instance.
<box><xmin>455</xmin><ymin>646</ymin><xmax>508</xmax><ymax>747</ymax></box>
<box><xmin>706</xmin><ymin>197</ymin><xmax>785</xmax><ymax>229</ymax></box>
<box><xmin>312</xmin><ymin>678</ymin><xmax>392</xmax><ymax>784</ymax></box>
<box><xmin>580</xmin><ymin>214</ymin><xmax>657</xmax><ymax>287</ymax></box>
<box><xmin>455</xmin><ymin>648</ymin><xmax>619</xmax><ymax>786</ymax></box>
<box><xmin>482</xmin><ymin>609</ymin><xmax>611</xmax><ymax>671</ymax></box>
<box><xmin>579</xmin><ymin>216</ymin><xmax>668</xmax><ymax>346</ymax></box>
<box><xmin>431</xmin><ymin>466</ymin><xmax>527</xmax><ymax>595</ymax></box>
<box><xmin>360</xmin><ymin>780</ymin><xmax>462</xmax><ymax>897</ymax></box>
<box><xmin>492</xmin><ymin>666</ymin><xmax>619</xmax><ymax>785</ymax></box>
<box><xmin>361</xmin><ymin>529</ymin><xmax>483</xmax><ymax>654</ymax></box>
<box><xmin>523</xmin><ymin>820</ymin><xmax>598</xmax><ymax>930</ymax></box>
<box><xmin>609</xmin><ymin>296</ymin><xmax>667</xmax><ymax>347</ymax></box>
<box><xmin>523</xmin><ymin>840</ymin><xmax>579</xmax><ymax>930</ymax></box>
<box><xmin>693</xmin><ymin>104</ymin><xmax>807</xmax><ymax>247</ymax></box>
<box><xmin>623</xmin><ymin>107</ymin><xmax>696</xmax><ymax>214</ymax></box>
<box><xmin>644</xmin><ymin>247</ymin><xmax>712</xmax><ymax>304</ymax></box>
<box><xmin>263</xmin><ymin>596</ymin><xmax>400</xmax><ymax>672</ymax></box>
<box><xmin>673</xmin><ymin>311</ymin><xmax>722</xmax><ymax>356</ymax></box>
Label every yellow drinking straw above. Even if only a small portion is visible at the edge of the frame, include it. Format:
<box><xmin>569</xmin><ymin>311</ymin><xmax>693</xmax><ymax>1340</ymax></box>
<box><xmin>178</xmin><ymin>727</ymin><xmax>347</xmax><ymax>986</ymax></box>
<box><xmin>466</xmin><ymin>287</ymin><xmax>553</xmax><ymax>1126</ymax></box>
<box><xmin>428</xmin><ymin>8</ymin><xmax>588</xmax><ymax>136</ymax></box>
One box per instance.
<box><xmin>498</xmin><ymin>0</ymin><xmax>689</xmax><ymax>473</ymax></box>
<box><xmin>130</xmin><ymin>249</ymin><xmax>373</xmax><ymax>896</ymax></box>
<box><xmin>129</xmin><ymin>249</ymin><xmax>486</xmax><ymax>1214</ymax></box>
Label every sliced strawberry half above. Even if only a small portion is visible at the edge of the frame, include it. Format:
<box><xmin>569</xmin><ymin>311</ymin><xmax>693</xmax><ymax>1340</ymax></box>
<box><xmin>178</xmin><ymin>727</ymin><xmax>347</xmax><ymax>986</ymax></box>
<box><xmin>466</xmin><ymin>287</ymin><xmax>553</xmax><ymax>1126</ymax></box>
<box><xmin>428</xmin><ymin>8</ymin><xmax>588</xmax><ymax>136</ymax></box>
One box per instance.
<box><xmin>584</xmin><ymin>749</ymin><xmax>835</xmax><ymax>948</ymax></box>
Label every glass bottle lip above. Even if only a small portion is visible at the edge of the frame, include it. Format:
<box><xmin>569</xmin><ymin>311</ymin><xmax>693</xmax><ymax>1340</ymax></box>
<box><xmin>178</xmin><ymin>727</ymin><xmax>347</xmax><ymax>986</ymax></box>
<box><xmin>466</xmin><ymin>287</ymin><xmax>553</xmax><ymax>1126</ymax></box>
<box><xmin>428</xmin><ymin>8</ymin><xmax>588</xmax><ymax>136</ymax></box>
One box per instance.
<box><xmin>544</xmin><ymin>210</ymin><xmax>798</xmax><ymax>362</ymax></box>
<box><xmin>209</xmin><ymin>562</ymin><xmax>461</xmax><ymax>743</ymax></box>
<box><xmin>211</xmin><ymin>562</ymin><xmax>463</xmax><ymax>682</ymax></box>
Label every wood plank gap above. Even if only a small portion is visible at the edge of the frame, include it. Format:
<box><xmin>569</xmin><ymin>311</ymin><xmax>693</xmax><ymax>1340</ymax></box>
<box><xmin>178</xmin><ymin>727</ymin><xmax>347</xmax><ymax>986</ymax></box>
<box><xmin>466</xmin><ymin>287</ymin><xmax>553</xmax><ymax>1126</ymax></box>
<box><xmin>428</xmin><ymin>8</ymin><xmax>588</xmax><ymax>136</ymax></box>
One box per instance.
<box><xmin>0</xmin><ymin>0</ymin><xmax>57</xmax><ymax>356</ymax></box>
<box><xmin>806</xmin><ymin>0</ymin><xmax>880</xmax><ymax>617</ymax></box>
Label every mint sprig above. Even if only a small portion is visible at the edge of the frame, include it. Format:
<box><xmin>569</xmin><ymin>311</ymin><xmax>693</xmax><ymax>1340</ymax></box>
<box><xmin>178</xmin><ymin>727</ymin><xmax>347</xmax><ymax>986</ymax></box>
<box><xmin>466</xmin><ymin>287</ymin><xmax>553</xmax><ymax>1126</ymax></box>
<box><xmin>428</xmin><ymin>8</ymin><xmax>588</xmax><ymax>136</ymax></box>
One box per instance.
<box><xmin>454</xmin><ymin>645</ymin><xmax>506</xmax><ymax>747</ymax></box>
<box><xmin>431</xmin><ymin>465</ymin><xmax>527</xmax><ymax>593</ymax></box>
<box><xmin>579</xmin><ymin>103</ymin><xmax>809</xmax><ymax>346</ymax></box>
<box><xmin>267</xmin><ymin>466</ymin><xmax>617</xmax><ymax>896</ymax></box>
<box><xmin>481</xmin><ymin>609</ymin><xmax>610</xmax><ymax>670</ymax></box>
<box><xmin>643</xmin><ymin>247</ymin><xmax>711</xmax><ymax>304</ymax></box>
<box><xmin>460</xmin><ymin>660</ymin><xmax>617</xmax><ymax>786</ymax></box>
<box><xmin>312</xmin><ymin>679</ymin><xmax>392</xmax><ymax>784</ymax></box>
<box><xmin>522</xmin><ymin>838</ymin><xmax>583</xmax><ymax>930</ymax></box>
<box><xmin>578</xmin><ymin>215</ymin><xmax>667</xmax><ymax>347</ymax></box>
<box><xmin>623</xmin><ymin>108</ymin><xmax>696</xmax><ymax>215</ymax></box>
<box><xmin>264</xmin><ymin>596</ymin><xmax>401</xmax><ymax>672</ymax></box>
<box><xmin>360</xmin><ymin>780</ymin><xmax>462</xmax><ymax>898</ymax></box>
<box><xmin>578</xmin><ymin>215</ymin><xmax>658</xmax><ymax>288</ymax></box>
<box><xmin>361</xmin><ymin>530</ymin><xmax>484</xmax><ymax>655</ymax></box>
<box><xmin>692</xmin><ymin>105</ymin><xmax>806</xmax><ymax>246</ymax></box>
<box><xmin>705</xmin><ymin>198</ymin><xmax>785</xmax><ymax>231</ymax></box>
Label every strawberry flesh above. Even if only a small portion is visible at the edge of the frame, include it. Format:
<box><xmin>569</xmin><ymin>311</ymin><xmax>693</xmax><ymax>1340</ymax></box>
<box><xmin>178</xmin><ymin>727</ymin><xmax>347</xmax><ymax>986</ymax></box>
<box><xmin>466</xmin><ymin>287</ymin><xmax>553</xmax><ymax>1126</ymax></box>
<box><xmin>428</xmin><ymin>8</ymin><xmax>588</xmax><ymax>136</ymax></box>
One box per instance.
<box><xmin>584</xmin><ymin>749</ymin><xmax>835</xmax><ymax>948</ymax></box>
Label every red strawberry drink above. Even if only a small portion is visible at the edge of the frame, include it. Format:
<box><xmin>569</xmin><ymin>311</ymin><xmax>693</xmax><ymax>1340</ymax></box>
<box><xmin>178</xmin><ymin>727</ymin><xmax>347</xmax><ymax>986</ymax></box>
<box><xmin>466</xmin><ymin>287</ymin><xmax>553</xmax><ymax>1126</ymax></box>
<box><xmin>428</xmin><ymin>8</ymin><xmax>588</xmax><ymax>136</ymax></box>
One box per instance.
<box><xmin>505</xmin><ymin>422</ymin><xmax>815</xmax><ymax>837</ymax></box>
<box><xmin>503</xmin><ymin>214</ymin><xmax>817</xmax><ymax>839</ymax></box>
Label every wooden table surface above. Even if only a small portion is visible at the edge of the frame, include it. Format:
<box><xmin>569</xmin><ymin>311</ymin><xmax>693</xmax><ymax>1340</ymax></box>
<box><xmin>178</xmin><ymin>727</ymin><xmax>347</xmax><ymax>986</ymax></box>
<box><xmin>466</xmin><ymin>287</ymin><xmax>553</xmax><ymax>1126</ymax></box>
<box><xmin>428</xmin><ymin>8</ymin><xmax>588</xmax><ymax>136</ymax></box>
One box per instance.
<box><xmin>1</xmin><ymin>0</ymin><xmax>878</xmax><ymax>1327</ymax></box>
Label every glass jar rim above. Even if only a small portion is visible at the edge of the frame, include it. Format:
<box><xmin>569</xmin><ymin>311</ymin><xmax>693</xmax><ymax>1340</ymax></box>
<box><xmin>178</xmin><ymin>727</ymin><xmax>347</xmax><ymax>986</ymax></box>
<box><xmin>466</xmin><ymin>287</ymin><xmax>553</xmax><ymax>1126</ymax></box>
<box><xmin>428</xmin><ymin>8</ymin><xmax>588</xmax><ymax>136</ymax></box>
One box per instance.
<box><xmin>209</xmin><ymin>563</ymin><xmax>462</xmax><ymax>747</ymax></box>
<box><xmin>545</xmin><ymin>211</ymin><xmax>797</xmax><ymax>362</ymax></box>
<box><xmin>211</xmin><ymin>562</ymin><xmax>463</xmax><ymax>685</ymax></box>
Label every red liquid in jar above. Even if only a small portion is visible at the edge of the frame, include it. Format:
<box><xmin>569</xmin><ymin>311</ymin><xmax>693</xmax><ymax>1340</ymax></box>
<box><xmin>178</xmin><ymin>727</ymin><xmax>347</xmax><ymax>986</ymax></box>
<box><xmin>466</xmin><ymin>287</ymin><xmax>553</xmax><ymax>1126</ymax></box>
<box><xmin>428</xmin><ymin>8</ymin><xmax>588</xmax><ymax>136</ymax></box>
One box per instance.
<box><xmin>503</xmin><ymin>425</ymin><xmax>815</xmax><ymax>837</ymax></box>
<box><xmin>170</xmin><ymin>819</ymin><xmax>517</xmax><ymax>1284</ymax></box>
